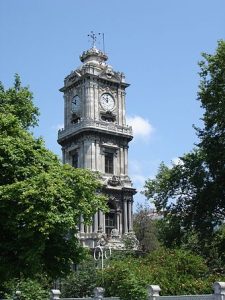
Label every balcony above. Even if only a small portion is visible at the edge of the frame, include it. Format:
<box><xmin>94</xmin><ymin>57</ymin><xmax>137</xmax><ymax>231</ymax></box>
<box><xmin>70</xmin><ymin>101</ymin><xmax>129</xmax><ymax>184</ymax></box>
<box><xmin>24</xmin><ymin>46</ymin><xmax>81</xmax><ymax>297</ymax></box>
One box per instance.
<box><xmin>58</xmin><ymin>118</ymin><xmax>133</xmax><ymax>142</ymax></box>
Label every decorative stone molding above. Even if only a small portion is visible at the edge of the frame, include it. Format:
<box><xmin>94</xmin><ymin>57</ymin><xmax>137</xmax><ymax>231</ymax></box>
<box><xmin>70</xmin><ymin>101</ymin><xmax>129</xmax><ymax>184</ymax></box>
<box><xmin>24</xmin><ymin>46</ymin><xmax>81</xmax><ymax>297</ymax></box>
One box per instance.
<box><xmin>58</xmin><ymin>118</ymin><xmax>133</xmax><ymax>141</ymax></box>
<box><xmin>80</xmin><ymin>47</ymin><xmax>108</xmax><ymax>62</ymax></box>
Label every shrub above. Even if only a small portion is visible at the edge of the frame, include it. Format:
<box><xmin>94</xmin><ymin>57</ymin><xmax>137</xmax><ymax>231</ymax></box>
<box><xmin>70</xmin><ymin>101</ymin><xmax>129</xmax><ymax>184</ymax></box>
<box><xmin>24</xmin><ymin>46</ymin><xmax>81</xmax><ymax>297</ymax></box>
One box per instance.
<box><xmin>102</xmin><ymin>248</ymin><xmax>222</xmax><ymax>299</ymax></box>
<box><xmin>61</xmin><ymin>256</ymin><xmax>98</xmax><ymax>297</ymax></box>
<box><xmin>2</xmin><ymin>278</ymin><xmax>48</xmax><ymax>300</ymax></box>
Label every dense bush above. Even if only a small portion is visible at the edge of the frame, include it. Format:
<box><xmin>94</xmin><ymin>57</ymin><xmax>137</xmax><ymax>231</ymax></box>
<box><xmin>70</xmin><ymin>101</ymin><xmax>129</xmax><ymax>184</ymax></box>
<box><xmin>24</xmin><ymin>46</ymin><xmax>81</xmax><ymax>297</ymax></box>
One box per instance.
<box><xmin>61</xmin><ymin>256</ymin><xmax>99</xmax><ymax>298</ymax></box>
<box><xmin>102</xmin><ymin>248</ymin><xmax>221</xmax><ymax>299</ymax></box>
<box><xmin>2</xmin><ymin>278</ymin><xmax>48</xmax><ymax>300</ymax></box>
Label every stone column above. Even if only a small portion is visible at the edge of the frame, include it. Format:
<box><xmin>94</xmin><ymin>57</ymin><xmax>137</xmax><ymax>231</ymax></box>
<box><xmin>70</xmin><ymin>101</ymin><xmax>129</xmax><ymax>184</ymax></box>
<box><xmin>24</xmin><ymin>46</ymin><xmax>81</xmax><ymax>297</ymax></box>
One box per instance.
<box><xmin>95</xmin><ymin>143</ymin><xmax>100</xmax><ymax>172</ymax></box>
<box><xmin>61</xmin><ymin>148</ymin><xmax>64</xmax><ymax>164</ymax></box>
<box><xmin>85</xmin><ymin>85</ymin><xmax>91</xmax><ymax>119</ymax></box>
<box><xmin>80</xmin><ymin>215</ymin><xmax>84</xmax><ymax>233</ymax></box>
<box><xmin>102</xmin><ymin>148</ymin><xmax>105</xmax><ymax>174</ymax></box>
<box><xmin>89</xmin><ymin>218</ymin><xmax>93</xmax><ymax>233</ymax></box>
<box><xmin>84</xmin><ymin>140</ymin><xmax>92</xmax><ymax>169</ymax></box>
<box><xmin>114</xmin><ymin>151</ymin><xmax>117</xmax><ymax>176</ymax></box>
<box><xmin>128</xmin><ymin>200</ymin><xmax>132</xmax><ymax>231</ymax></box>
<box><xmin>94</xmin><ymin>212</ymin><xmax>98</xmax><ymax>233</ymax></box>
<box><xmin>120</xmin><ymin>147</ymin><xmax>124</xmax><ymax>175</ymax></box>
<box><xmin>116</xmin><ymin>212</ymin><xmax>120</xmax><ymax>231</ymax></box>
<box><xmin>94</xmin><ymin>85</ymin><xmax>99</xmax><ymax>120</ymax></box>
<box><xmin>79</xmin><ymin>141</ymin><xmax>84</xmax><ymax>168</ymax></box>
<box><xmin>130</xmin><ymin>201</ymin><xmax>134</xmax><ymax>230</ymax></box>
<box><xmin>90</xmin><ymin>83</ymin><xmax>94</xmax><ymax>119</ymax></box>
<box><xmin>102</xmin><ymin>213</ymin><xmax>105</xmax><ymax>233</ymax></box>
<box><xmin>123</xmin><ymin>199</ymin><xmax>128</xmax><ymax>233</ymax></box>
<box><xmin>91</xmin><ymin>141</ymin><xmax>96</xmax><ymax>171</ymax></box>
<box><xmin>124</xmin><ymin>146</ymin><xmax>128</xmax><ymax>175</ymax></box>
<box><xmin>121</xmin><ymin>91</ymin><xmax>126</xmax><ymax>126</ymax></box>
<box><xmin>98</xmin><ymin>210</ymin><xmax>104</xmax><ymax>231</ymax></box>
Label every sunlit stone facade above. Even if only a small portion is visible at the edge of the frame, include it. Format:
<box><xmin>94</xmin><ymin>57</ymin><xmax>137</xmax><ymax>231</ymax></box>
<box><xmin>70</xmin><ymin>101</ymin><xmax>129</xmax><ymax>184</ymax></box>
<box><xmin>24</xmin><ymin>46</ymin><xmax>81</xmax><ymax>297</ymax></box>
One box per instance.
<box><xmin>58</xmin><ymin>46</ymin><xmax>136</xmax><ymax>248</ymax></box>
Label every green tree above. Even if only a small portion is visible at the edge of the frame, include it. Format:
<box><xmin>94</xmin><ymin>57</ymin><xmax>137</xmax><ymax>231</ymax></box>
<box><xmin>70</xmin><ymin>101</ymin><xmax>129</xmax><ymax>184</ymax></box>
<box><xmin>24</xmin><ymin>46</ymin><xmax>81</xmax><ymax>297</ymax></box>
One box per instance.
<box><xmin>133</xmin><ymin>204</ymin><xmax>160</xmax><ymax>252</ymax></box>
<box><xmin>0</xmin><ymin>76</ymin><xmax>107</xmax><ymax>281</ymax></box>
<box><xmin>61</xmin><ymin>255</ymin><xmax>98</xmax><ymax>298</ymax></box>
<box><xmin>143</xmin><ymin>41</ymin><xmax>225</xmax><ymax>249</ymax></box>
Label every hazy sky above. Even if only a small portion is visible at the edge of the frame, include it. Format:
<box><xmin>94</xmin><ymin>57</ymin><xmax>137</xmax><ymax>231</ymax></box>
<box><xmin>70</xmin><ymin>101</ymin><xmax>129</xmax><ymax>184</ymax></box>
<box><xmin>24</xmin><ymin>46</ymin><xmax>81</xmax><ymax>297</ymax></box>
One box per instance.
<box><xmin>1</xmin><ymin>0</ymin><xmax>225</xmax><ymax>207</ymax></box>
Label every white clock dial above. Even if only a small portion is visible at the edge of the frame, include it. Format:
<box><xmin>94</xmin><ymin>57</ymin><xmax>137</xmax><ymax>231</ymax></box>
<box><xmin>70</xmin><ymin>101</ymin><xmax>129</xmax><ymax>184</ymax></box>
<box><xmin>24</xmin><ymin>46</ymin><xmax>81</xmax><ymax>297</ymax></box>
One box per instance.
<box><xmin>100</xmin><ymin>93</ymin><xmax>115</xmax><ymax>111</ymax></box>
<box><xmin>71</xmin><ymin>95</ymin><xmax>81</xmax><ymax>112</ymax></box>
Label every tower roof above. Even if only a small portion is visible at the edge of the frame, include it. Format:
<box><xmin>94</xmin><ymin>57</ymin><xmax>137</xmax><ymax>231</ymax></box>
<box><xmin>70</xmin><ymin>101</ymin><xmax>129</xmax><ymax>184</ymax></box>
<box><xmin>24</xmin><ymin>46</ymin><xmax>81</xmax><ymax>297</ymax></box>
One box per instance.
<box><xmin>80</xmin><ymin>46</ymin><xmax>108</xmax><ymax>64</ymax></box>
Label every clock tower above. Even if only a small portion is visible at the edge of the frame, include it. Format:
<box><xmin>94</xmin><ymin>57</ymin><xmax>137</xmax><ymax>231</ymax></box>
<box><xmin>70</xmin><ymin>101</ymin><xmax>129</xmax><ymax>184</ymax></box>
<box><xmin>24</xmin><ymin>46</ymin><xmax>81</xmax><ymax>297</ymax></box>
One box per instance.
<box><xmin>58</xmin><ymin>43</ymin><xmax>136</xmax><ymax>249</ymax></box>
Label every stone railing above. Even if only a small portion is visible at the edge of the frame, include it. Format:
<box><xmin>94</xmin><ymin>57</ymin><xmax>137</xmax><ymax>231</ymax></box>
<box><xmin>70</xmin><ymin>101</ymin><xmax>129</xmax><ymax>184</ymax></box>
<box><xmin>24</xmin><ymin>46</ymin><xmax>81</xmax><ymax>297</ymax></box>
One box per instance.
<box><xmin>51</xmin><ymin>287</ymin><xmax>119</xmax><ymax>300</ymax></box>
<box><xmin>58</xmin><ymin>119</ymin><xmax>133</xmax><ymax>140</ymax></box>
<box><xmin>148</xmin><ymin>282</ymin><xmax>225</xmax><ymax>300</ymax></box>
<box><xmin>13</xmin><ymin>282</ymin><xmax>225</xmax><ymax>300</ymax></box>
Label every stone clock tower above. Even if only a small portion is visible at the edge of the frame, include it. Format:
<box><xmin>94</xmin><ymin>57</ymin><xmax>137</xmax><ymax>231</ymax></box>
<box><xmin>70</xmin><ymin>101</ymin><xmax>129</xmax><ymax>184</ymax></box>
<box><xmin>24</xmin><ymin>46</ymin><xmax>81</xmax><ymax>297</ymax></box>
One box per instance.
<box><xmin>58</xmin><ymin>43</ymin><xmax>136</xmax><ymax>249</ymax></box>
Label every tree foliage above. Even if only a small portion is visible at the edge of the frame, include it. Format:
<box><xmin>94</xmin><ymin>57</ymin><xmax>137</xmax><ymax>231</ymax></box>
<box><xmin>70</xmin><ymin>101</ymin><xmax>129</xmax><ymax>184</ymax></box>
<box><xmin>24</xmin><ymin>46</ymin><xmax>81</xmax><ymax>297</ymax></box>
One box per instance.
<box><xmin>102</xmin><ymin>248</ymin><xmax>218</xmax><ymax>299</ymax></box>
<box><xmin>61</xmin><ymin>255</ymin><xmax>98</xmax><ymax>298</ymax></box>
<box><xmin>143</xmin><ymin>41</ymin><xmax>225</xmax><ymax>250</ymax></box>
<box><xmin>3</xmin><ymin>278</ymin><xmax>49</xmax><ymax>300</ymax></box>
<box><xmin>0</xmin><ymin>76</ymin><xmax>107</xmax><ymax>281</ymax></box>
<box><xmin>133</xmin><ymin>204</ymin><xmax>160</xmax><ymax>252</ymax></box>
<box><xmin>0</xmin><ymin>74</ymin><xmax>39</xmax><ymax>129</ymax></box>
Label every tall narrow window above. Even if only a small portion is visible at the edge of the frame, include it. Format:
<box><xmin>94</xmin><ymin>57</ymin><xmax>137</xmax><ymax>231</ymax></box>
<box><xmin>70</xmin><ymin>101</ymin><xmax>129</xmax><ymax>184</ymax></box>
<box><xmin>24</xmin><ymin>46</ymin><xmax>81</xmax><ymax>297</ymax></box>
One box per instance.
<box><xmin>105</xmin><ymin>152</ymin><xmax>114</xmax><ymax>174</ymax></box>
<box><xmin>105</xmin><ymin>212</ymin><xmax>115</xmax><ymax>237</ymax></box>
<box><xmin>72</xmin><ymin>152</ymin><xmax>78</xmax><ymax>168</ymax></box>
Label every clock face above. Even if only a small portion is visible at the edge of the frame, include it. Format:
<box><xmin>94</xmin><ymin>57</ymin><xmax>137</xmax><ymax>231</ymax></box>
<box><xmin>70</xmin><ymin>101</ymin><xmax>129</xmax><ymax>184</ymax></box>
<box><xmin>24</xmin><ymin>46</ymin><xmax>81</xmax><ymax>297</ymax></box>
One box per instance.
<box><xmin>71</xmin><ymin>95</ymin><xmax>81</xmax><ymax>112</ymax></box>
<box><xmin>100</xmin><ymin>93</ymin><xmax>115</xmax><ymax>111</ymax></box>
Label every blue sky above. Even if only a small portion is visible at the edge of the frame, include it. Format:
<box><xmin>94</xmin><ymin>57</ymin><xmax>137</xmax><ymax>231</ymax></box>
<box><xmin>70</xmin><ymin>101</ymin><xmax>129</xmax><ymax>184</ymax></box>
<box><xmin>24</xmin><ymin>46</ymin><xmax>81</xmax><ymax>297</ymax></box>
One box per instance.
<box><xmin>1</xmin><ymin>0</ymin><xmax>225</xmax><ymax>207</ymax></box>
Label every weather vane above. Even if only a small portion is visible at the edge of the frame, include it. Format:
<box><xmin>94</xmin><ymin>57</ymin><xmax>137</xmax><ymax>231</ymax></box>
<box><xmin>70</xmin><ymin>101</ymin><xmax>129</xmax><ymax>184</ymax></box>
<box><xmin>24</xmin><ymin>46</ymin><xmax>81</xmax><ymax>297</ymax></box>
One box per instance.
<box><xmin>87</xmin><ymin>31</ymin><xmax>106</xmax><ymax>53</ymax></box>
<box><xmin>88</xmin><ymin>31</ymin><xmax>98</xmax><ymax>48</ymax></box>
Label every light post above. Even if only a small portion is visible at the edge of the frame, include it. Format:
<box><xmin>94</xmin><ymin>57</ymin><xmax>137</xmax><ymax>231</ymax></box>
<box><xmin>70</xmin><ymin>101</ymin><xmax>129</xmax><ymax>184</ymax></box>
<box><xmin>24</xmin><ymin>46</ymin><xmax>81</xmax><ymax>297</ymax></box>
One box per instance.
<box><xmin>94</xmin><ymin>245</ymin><xmax>111</xmax><ymax>270</ymax></box>
<box><xmin>94</xmin><ymin>244</ymin><xmax>112</xmax><ymax>285</ymax></box>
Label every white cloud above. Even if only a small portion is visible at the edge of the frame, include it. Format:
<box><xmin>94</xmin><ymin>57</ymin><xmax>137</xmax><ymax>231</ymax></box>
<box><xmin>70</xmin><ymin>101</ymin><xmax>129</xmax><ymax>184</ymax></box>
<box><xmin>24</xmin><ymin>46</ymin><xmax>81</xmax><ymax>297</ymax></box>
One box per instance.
<box><xmin>131</xmin><ymin>174</ymin><xmax>146</xmax><ymax>186</ymax></box>
<box><xmin>126</xmin><ymin>115</ymin><xmax>154</xmax><ymax>140</ymax></box>
<box><xmin>129</xmin><ymin>160</ymin><xmax>142</xmax><ymax>174</ymax></box>
<box><xmin>129</xmin><ymin>160</ymin><xmax>154</xmax><ymax>194</ymax></box>
<box><xmin>171</xmin><ymin>157</ymin><xmax>184</xmax><ymax>166</ymax></box>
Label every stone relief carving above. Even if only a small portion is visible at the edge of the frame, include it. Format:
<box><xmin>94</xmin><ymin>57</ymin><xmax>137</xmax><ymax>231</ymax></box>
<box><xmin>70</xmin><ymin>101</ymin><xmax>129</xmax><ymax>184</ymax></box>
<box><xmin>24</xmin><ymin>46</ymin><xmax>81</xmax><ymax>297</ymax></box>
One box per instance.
<box><xmin>108</xmin><ymin>175</ymin><xmax>121</xmax><ymax>187</ymax></box>
<box><xmin>97</xmin><ymin>228</ymin><xmax>108</xmax><ymax>246</ymax></box>
<box><xmin>110</xmin><ymin>228</ymin><xmax>121</xmax><ymax>239</ymax></box>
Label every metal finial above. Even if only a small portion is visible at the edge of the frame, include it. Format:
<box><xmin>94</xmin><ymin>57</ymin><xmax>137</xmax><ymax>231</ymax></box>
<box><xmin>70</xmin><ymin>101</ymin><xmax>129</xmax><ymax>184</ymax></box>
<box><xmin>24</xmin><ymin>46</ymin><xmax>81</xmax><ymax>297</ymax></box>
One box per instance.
<box><xmin>88</xmin><ymin>31</ymin><xmax>97</xmax><ymax>48</ymax></box>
